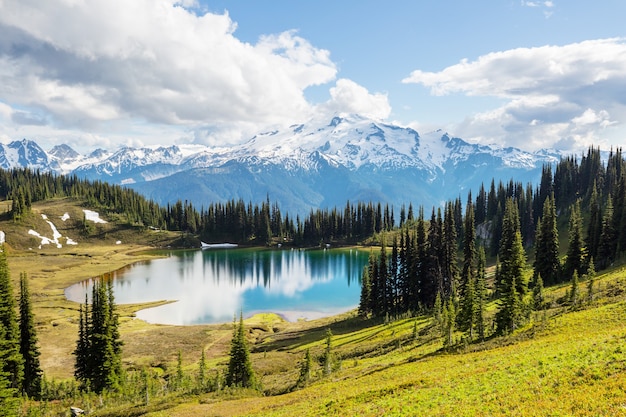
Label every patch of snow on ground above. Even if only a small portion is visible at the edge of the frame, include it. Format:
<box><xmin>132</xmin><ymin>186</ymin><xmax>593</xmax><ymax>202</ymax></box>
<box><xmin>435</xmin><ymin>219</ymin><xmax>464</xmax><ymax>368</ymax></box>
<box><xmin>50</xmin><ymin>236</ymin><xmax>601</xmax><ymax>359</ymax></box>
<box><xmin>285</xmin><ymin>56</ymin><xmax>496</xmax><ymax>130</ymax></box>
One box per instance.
<box><xmin>83</xmin><ymin>209</ymin><xmax>107</xmax><ymax>224</ymax></box>
<box><xmin>61</xmin><ymin>213</ymin><xmax>70</xmax><ymax>221</ymax></box>
<box><xmin>42</xmin><ymin>215</ymin><xmax>62</xmax><ymax>247</ymax></box>
<box><xmin>28</xmin><ymin>229</ymin><xmax>53</xmax><ymax>249</ymax></box>
<box><xmin>29</xmin><ymin>213</ymin><xmax>78</xmax><ymax>248</ymax></box>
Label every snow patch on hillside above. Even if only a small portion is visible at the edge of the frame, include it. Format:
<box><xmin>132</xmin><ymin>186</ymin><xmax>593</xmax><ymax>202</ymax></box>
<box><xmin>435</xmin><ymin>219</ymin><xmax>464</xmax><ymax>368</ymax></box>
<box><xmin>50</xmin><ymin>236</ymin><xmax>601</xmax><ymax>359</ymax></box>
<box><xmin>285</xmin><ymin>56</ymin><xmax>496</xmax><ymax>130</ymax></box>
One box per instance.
<box><xmin>29</xmin><ymin>213</ymin><xmax>78</xmax><ymax>248</ymax></box>
<box><xmin>83</xmin><ymin>210</ymin><xmax>107</xmax><ymax>224</ymax></box>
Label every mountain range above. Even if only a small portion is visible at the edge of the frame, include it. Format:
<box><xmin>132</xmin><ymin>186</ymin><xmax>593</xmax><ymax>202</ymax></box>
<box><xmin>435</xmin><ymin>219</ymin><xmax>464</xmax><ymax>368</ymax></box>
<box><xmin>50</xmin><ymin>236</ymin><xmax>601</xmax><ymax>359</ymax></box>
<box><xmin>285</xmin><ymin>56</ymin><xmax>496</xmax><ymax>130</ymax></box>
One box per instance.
<box><xmin>2</xmin><ymin>114</ymin><xmax>560</xmax><ymax>215</ymax></box>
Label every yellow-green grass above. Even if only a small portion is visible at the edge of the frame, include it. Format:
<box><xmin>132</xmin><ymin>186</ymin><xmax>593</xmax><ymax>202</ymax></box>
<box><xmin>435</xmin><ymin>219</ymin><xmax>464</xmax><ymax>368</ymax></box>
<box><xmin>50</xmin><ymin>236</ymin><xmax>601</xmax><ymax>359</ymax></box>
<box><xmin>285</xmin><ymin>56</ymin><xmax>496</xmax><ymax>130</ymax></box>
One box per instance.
<box><xmin>1</xmin><ymin>198</ymin><xmax>193</xmax><ymax>378</ymax></box>
<box><xmin>141</xmin><ymin>269</ymin><xmax>626</xmax><ymax>417</ymax></box>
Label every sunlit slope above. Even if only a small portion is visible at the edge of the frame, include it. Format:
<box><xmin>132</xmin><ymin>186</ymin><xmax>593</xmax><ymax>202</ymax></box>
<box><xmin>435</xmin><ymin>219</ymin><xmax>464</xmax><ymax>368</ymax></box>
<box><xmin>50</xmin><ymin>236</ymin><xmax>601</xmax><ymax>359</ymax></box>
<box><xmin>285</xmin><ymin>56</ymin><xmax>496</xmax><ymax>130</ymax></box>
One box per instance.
<box><xmin>149</xmin><ymin>271</ymin><xmax>626</xmax><ymax>417</ymax></box>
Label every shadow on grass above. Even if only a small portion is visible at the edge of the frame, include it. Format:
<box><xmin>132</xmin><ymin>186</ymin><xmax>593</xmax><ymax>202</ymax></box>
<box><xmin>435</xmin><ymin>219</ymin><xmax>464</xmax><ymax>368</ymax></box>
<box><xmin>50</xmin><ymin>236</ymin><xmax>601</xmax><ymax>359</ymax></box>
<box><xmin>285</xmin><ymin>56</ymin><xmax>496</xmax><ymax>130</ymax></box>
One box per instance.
<box><xmin>253</xmin><ymin>315</ymin><xmax>385</xmax><ymax>353</ymax></box>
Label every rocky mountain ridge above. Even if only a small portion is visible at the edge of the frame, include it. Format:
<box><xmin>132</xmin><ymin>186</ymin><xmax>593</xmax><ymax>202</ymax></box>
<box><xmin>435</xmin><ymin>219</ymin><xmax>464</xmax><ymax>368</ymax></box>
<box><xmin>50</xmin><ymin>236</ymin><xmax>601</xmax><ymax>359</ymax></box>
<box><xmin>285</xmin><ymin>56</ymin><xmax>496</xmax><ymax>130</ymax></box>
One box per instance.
<box><xmin>0</xmin><ymin>115</ymin><xmax>561</xmax><ymax>214</ymax></box>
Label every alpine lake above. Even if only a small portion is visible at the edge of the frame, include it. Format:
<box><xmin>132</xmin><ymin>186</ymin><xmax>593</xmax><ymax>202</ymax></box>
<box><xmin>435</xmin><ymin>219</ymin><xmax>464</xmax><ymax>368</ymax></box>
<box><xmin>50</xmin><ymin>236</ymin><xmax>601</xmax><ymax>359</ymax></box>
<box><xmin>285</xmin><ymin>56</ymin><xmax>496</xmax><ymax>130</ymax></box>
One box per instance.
<box><xmin>65</xmin><ymin>247</ymin><xmax>370</xmax><ymax>325</ymax></box>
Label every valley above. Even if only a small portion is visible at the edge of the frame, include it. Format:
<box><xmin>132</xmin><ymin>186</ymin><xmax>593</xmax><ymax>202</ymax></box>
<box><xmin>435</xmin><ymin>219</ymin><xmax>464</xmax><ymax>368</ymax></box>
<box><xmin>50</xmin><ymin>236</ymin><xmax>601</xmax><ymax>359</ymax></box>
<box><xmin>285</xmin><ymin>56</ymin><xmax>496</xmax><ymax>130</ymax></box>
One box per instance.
<box><xmin>1</xmin><ymin>192</ymin><xmax>625</xmax><ymax>416</ymax></box>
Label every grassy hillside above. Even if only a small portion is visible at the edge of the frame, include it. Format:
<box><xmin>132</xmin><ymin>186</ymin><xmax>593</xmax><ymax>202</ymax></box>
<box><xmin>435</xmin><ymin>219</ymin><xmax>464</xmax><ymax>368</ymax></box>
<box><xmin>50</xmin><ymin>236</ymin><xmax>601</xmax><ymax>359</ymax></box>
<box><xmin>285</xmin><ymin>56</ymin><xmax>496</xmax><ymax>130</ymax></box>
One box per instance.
<box><xmin>141</xmin><ymin>269</ymin><xmax>626</xmax><ymax>417</ymax></box>
<box><xmin>2</xmin><ymin>198</ymin><xmax>188</xmax><ymax>378</ymax></box>
<box><xmin>6</xmin><ymin>198</ymin><xmax>626</xmax><ymax>416</ymax></box>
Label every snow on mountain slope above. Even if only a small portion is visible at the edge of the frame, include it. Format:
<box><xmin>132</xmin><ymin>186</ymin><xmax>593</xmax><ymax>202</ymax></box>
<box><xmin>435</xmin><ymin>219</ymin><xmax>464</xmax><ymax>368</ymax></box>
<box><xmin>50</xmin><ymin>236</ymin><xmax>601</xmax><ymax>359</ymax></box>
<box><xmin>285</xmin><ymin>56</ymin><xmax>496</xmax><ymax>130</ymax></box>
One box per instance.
<box><xmin>0</xmin><ymin>139</ymin><xmax>51</xmax><ymax>170</ymax></box>
<box><xmin>1</xmin><ymin>114</ymin><xmax>555</xmax><ymax>179</ymax></box>
<box><xmin>0</xmin><ymin>115</ymin><xmax>562</xmax><ymax>214</ymax></box>
<box><xmin>229</xmin><ymin>114</ymin><xmax>426</xmax><ymax>171</ymax></box>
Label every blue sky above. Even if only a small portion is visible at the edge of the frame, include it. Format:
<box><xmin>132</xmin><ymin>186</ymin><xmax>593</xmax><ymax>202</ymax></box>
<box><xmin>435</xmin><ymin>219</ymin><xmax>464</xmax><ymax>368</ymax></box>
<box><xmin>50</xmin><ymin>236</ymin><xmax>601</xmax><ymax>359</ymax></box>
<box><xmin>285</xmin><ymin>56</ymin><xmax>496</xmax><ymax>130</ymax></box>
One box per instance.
<box><xmin>1</xmin><ymin>1</ymin><xmax>626</xmax><ymax>153</ymax></box>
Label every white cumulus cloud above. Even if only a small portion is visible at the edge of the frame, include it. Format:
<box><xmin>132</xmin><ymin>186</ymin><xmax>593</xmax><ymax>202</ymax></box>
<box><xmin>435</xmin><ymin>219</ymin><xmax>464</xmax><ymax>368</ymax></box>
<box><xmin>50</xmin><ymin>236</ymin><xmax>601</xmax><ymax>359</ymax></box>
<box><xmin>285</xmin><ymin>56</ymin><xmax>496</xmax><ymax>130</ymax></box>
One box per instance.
<box><xmin>320</xmin><ymin>79</ymin><xmax>391</xmax><ymax>120</ymax></box>
<box><xmin>0</xmin><ymin>0</ymin><xmax>353</xmax><ymax>147</ymax></box>
<box><xmin>403</xmin><ymin>38</ymin><xmax>626</xmax><ymax>151</ymax></box>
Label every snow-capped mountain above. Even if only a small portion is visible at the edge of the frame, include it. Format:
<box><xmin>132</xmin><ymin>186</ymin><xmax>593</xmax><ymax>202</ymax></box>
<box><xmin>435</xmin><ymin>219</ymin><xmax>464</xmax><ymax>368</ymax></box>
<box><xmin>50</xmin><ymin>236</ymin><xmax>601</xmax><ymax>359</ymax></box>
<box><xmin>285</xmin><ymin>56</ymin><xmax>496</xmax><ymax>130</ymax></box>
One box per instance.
<box><xmin>0</xmin><ymin>139</ymin><xmax>52</xmax><ymax>170</ymax></box>
<box><xmin>0</xmin><ymin>115</ymin><xmax>561</xmax><ymax>214</ymax></box>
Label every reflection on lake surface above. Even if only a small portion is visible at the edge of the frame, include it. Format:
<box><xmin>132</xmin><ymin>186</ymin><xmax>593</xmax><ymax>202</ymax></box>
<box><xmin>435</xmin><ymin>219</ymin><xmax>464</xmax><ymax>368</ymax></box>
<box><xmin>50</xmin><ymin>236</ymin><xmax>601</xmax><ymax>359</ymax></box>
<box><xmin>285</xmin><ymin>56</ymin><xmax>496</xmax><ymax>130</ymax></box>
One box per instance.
<box><xmin>65</xmin><ymin>248</ymin><xmax>369</xmax><ymax>325</ymax></box>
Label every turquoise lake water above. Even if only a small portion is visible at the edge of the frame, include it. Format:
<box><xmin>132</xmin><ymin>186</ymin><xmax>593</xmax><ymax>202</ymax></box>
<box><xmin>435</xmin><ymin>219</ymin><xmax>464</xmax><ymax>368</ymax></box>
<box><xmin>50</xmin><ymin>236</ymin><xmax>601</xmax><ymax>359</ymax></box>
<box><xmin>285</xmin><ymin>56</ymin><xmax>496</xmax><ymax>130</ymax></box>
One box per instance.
<box><xmin>65</xmin><ymin>247</ymin><xmax>369</xmax><ymax>325</ymax></box>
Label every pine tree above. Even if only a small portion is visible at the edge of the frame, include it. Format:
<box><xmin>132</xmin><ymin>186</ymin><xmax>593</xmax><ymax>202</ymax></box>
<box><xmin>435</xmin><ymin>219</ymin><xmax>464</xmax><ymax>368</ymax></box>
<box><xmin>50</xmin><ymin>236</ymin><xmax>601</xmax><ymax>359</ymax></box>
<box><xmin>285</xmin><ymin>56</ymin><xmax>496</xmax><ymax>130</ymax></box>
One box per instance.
<box><xmin>415</xmin><ymin>207</ymin><xmax>431</xmax><ymax>310</ymax></box>
<box><xmin>586</xmin><ymin>182</ymin><xmax>602</xmax><ymax>260</ymax></box>
<box><xmin>398</xmin><ymin>231</ymin><xmax>410</xmax><ymax>313</ymax></box>
<box><xmin>495</xmin><ymin>199</ymin><xmax>529</xmax><ymax>334</ymax></box>
<box><xmin>598</xmin><ymin>195</ymin><xmax>617</xmax><ymax>269</ymax></box>
<box><xmin>18</xmin><ymin>272</ymin><xmax>42</xmax><ymax>398</ymax></box>
<box><xmin>0</xmin><ymin>324</ymin><xmax>18</xmax><ymax>417</ymax></box>
<box><xmin>432</xmin><ymin>291</ymin><xmax>443</xmax><ymax>331</ymax></box>
<box><xmin>532</xmin><ymin>274</ymin><xmax>545</xmax><ymax>310</ymax></box>
<box><xmin>442</xmin><ymin>203</ymin><xmax>458</xmax><ymax>297</ymax></box>
<box><xmin>367</xmin><ymin>251</ymin><xmax>379</xmax><ymax>316</ymax></box>
<box><xmin>322</xmin><ymin>328</ymin><xmax>334</xmax><ymax>377</ymax></box>
<box><xmin>389</xmin><ymin>237</ymin><xmax>400</xmax><ymax>317</ymax></box>
<box><xmin>458</xmin><ymin>199</ymin><xmax>477</xmax><ymax>339</ymax></box>
<box><xmin>174</xmin><ymin>350</ymin><xmax>184</xmax><ymax>391</ymax></box>
<box><xmin>563</xmin><ymin>200</ymin><xmax>586</xmax><ymax>280</ymax></box>
<box><xmin>490</xmin><ymin>203</ymin><xmax>503</xmax><ymax>256</ymax></box>
<box><xmin>296</xmin><ymin>348</ymin><xmax>312</xmax><ymax>388</ymax></box>
<box><xmin>425</xmin><ymin>209</ymin><xmax>444</xmax><ymax>305</ymax></box>
<box><xmin>91</xmin><ymin>278</ymin><xmax>122</xmax><ymax>392</ymax></box>
<box><xmin>442</xmin><ymin>298</ymin><xmax>456</xmax><ymax>349</ymax></box>
<box><xmin>533</xmin><ymin>194</ymin><xmax>560</xmax><ymax>285</ymax></box>
<box><xmin>586</xmin><ymin>259</ymin><xmax>596</xmax><ymax>302</ymax></box>
<box><xmin>475</xmin><ymin>247</ymin><xmax>487</xmax><ymax>341</ymax></box>
<box><xmin>226</xmin><ymin>313</ymin><xmax>256</xmax><ymax>389</ymax></box>
<box><xmin>0</xmin><ymin>247</ymin><xmax>23</xmax><ymax>391</ymax></box>
<box><xmin>569</xmin><ymin>270</ymin><xmax>580</xmax><ymax>306</ymax></box>
<box><xmin>73</xmin><ymin>278</ymin><xmax>122</xmax><ymax>393</ymax></box>
<box><xmin>358</xmin><ymin>266</ymin><xmax>371</xmax><ymax>318</ymax></box>
<box><xmin>197</xmin><ymin>349</ymin><xmax>207</xmax><ymax>391</ymax></box>
<box><xmin>459</xmin><ymin>275</ymin><xmax>476</xmax><ymax>340</ymax></box>
<box><xmin>377</xmin><ymin>239</ymin><xmax>389</xmax><ymax>316</ymax></box>
<box><xmin>73</xmin><ymin>297</ymin><xmax>90</xmax><ymax>388</ymax></box>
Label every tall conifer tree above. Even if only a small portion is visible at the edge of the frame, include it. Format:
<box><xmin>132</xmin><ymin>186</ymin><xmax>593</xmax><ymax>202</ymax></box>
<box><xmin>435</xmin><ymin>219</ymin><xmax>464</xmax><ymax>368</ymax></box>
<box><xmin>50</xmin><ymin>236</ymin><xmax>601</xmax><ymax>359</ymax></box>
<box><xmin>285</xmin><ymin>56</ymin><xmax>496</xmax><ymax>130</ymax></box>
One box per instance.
<box><xmin>358</xmin><ymin>266</ymin><xmax>371</xmax><ymax>318</ymax></box>
<box><xmin>533</xmin><ymin>194</ymin><xmax>560</xmax><ymax>285</ymax></box>
<box><xmin>563</xmin><ymin>200</ymin><xmax>586</xmax><ymax>279</ymax></box>
<box><xmin>459</xmin><ymin>199</ymin><xmax>477</xmax><ymax>338</ymax></box>
<box><xmin>414</xmin><ymin>207</ymin><xmax>430</xmax><ymax>310</ymax></box>
<box><xmin>19</xmin><ymin>272</ymin><xmax>42</xmax><ymax>398</ymax></box>
<box><xmin>598</xmin><ymin>195</ymin><xmax>617</xmax><ymax>269</ymax></box>
<box><xmin>73</xmin><ymin>278</ymin><xmax>122</xmax><ymax>393</ymax></box>
<box><xmin>475</xmin><ymin>246</ymin><xmax>487</xmax><ymax>341</ymax></box>
<box><xmin>226</xmin><ymin>313</ymin><xmax>256</xmax><ymax>389</ymax></box>
<box><xmin>586</xmin><ymin>182</ymin><xmax>602</xmax><ymax>260</ymax></box>
<box><xmin>74</xmin><ymin>297</ymin><xmax>90</xmax><ymax>387</ymax></box>
<box><xmin>0</xmin><ymin>324</ymin><xmax>18</xmax><ymax>417</ymax></box>
<box><xmin>0</xmin><ymin>247</ymin><xmax>23</xmax><ymax>391</ymax></box>
<box><xmin>442</xmin><ymin>203</ymin><xmax>458</xmax><ymax>297</ymax></box>
<box><xmin>495</xmin><ymin>199</ymin><xmax>529</xmax><ymax>334</ymax></box>
<box><xmin>377</xmin><ymin>239</ymin><xmax>389</xmax><ymax>316</ymax></box>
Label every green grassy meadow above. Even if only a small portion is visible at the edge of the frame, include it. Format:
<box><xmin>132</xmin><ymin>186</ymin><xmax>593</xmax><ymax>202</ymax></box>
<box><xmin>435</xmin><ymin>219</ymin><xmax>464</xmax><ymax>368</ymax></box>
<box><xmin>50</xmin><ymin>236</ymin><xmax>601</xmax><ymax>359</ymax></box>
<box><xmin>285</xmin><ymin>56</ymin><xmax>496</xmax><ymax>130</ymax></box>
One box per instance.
<box><xmin>137</xmin><ymin>267</ymin><xmax>626</xmax><ymax>417</ymax></box>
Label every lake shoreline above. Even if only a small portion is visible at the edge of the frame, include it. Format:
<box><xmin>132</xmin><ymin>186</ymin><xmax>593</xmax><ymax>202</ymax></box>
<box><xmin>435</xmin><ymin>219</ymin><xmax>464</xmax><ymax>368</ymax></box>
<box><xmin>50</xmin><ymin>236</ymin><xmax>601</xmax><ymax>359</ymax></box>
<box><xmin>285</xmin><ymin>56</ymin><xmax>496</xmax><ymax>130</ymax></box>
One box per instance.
<box><xmin>9</xmin><ymin>240</ymin><xmax>369</xmax><ymax>378</ymax></box>
<box><xmin>69</xmin><ymin>246</ymin><xmax>368</xmax><ymax>325</ymax></box>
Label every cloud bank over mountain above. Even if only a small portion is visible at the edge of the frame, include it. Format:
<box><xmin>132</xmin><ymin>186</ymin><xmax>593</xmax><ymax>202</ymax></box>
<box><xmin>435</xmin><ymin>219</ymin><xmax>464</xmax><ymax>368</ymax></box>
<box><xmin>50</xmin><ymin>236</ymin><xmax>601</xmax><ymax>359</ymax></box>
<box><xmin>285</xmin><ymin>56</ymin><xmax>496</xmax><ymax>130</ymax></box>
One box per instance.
<box><xmin>403</xmin><ymin>38</ymin><xmax>626</xmax><ymax>151</ymax></box>
<box><xmin>0</xmin><ymin>1</ymin><xmax>624</xmax><ymax>154</ymax></box>
<box><xmin>0</xmin><ymin>0</ymin><xmax>388</xmax><ymax>148</ymax></box>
